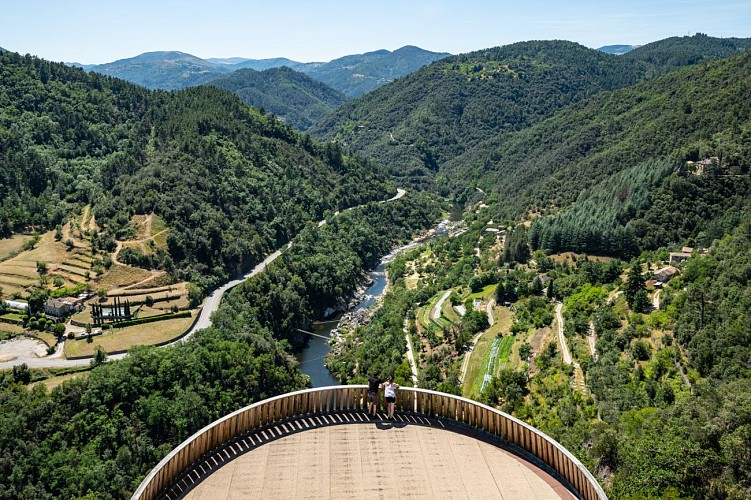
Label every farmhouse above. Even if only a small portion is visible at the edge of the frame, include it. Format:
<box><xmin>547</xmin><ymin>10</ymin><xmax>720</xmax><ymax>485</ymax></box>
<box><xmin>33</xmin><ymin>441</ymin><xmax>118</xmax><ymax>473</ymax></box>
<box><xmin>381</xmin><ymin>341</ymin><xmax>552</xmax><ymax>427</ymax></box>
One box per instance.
<box><xmin>44</xmin><ymin>298</ymin><xmax>74</xmax><ymax>318</ymax></box>
<box><xmin>654</xmin><ymin>266</ymin><xmax>678</xmax><ymax>282</ymax></box>
<box><xmin>669</xmin><ymin>252</ymin><xmax>692</xmax><ymax>264</ymax></box>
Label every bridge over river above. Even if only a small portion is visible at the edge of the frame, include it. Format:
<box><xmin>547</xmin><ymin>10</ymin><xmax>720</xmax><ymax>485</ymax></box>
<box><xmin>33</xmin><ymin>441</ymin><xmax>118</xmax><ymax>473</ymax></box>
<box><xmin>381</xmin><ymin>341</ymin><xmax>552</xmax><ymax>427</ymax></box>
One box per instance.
<box><xmin>133</xmin><ymin>387</ymin><xmax>606</xmax><ymax>500</ymax></box>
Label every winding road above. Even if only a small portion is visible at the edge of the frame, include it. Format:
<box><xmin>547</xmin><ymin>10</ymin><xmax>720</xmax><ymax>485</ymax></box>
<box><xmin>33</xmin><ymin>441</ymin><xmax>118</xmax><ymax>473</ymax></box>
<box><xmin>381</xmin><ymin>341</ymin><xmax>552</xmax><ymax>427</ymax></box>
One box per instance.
<box><xmin>0</xmin><ymin>189</ymin><xmax>408</xmax><ymax>370</ymax></box>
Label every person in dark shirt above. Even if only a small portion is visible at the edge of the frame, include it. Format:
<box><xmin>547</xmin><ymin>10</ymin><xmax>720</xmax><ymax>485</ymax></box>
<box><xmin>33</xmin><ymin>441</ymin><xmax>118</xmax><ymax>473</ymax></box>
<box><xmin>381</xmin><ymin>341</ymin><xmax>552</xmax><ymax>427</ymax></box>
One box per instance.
<box><xmin>367</xmin><ymin>374</ymin><xmax>381</xmax><ymax>417</ymax></box>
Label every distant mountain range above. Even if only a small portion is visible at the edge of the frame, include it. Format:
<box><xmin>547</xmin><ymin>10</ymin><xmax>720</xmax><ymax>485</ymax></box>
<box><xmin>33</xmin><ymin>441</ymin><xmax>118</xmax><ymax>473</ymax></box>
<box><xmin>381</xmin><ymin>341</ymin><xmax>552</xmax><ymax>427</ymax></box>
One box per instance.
<box><xmin>597</xmin><ymin>44</ymin><xmax>639</xmax><ymax>55</ymax></box>
<box><xmin>207</xmin><ymin>66</ymin><xmax>347</xmax><ymax>130</ymax></box>
<box><xmin>71</xmin><ymin>46</ymin><xmax>450</xmax><ymax>97</ymax></box>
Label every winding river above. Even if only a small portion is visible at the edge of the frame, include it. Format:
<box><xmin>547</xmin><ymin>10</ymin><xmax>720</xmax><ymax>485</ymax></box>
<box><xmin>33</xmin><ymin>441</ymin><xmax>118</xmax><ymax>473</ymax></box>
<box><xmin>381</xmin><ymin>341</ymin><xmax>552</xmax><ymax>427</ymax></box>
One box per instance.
<box><xmin>297</xmin><ymin>219</ymin><xmax>452</xmax><ymax>387</ymax></box>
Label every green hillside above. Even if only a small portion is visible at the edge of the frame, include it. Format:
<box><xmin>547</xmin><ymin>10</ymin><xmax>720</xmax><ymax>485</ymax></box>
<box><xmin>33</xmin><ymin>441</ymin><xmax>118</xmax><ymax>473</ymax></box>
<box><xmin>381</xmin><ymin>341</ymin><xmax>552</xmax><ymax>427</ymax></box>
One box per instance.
<box><xmin>446</xmin><ymin>52</ymin><xmax>751</xmax><ymax>256</ymax></box>
<box><xmin>623</xmin><ymin>33</ymin><xmax>751</xmax><ymax>76</ymax></box>
<box><xmin>312</xmin><ymin>35</ymin><xmax>751</xmax><ymax>190</ymax></box>
<box><xmin>310</xmin><ymin>40</ymin><xmax>647</xmax><ymax>187</ymax></box>
<box><xmin>0</xmin><ymin>50</ymin><xmax>394</xmax><ymax>291</ymax></box>
<box><xmin>206</xmin><ymin>66</ymin><xmax>347</xmax><ymax>130</ymax></box>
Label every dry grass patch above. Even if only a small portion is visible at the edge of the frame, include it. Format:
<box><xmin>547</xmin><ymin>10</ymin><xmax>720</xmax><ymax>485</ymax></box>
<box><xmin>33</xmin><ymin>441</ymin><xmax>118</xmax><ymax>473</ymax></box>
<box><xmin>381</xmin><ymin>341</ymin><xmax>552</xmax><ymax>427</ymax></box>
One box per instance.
<box><xmin>123</xmin><ymin>272</ymin><xmax>174</xmax><ymax>290</ymax></box>
<box><xmin>550</xmin><ymin>252</ymin><xmax>613</xmax><ymax>264</ymax></box>
<box><xmin>64</xmin><ymin>312</ymin><xmax>195</xmax><ymax>357</ymax></box>
<box><xmin>28</xmin><ymin>331</ymin><xmax>57</xmax><ymax>347</ymax></box>
<box><xmin>0</xmin><ymin>274</ymin><xmax>36</xmax><ymax>286</ymax></box>
<box><xmin>0</xmin><ymin>324</ymin><xmax>26</xmax><ymax>335</ymax></box>
<box><xmin>32</xmin><ymin>371</ymin><xmax>88</xmax><ymax>391</ymax></box>
<box><xmin>96</xmin><ymin>264</ymin><xmax>153</xmax><ymax>289</ymax></box>
<box><xmin>152</xmin><ymin>231</ymin><xmax>168</xmax><ymax>249</ymax></box>
<box><xmin>0</xmin><ymin>235</ymin><xmax>33</xmax><ymax>262</ymax></box>
<box><xmin>0</xmin><ymin>283</ymin><xmax>27</xmax><ymax>297</ymax></box>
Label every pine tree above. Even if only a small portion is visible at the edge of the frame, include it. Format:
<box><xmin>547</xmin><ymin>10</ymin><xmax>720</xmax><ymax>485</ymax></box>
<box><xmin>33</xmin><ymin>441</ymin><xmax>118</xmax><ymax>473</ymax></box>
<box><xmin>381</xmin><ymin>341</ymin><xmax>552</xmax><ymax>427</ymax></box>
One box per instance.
<box><xmin>624</xmin><ymin>263</ymin><xmax>648</xmax><ymax>311</ymax></box>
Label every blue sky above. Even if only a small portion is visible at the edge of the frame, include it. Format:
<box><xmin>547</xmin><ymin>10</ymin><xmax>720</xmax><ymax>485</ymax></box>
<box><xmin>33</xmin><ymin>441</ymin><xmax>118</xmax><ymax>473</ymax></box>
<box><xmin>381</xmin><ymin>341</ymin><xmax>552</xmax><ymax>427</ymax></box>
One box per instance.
<box><xmin>2</xmin><ymin>0</ymin><xmax>750</xmax><ymax>63</ymax></box>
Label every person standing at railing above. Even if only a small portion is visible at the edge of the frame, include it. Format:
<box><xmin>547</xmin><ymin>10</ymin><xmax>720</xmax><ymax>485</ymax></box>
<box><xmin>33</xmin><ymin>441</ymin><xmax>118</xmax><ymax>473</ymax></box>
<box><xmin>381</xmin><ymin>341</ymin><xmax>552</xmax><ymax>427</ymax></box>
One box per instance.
<box><xmin>382</xmin><ymin>377</ymin><xmax>400</xmax><ymax>420</ymax></box>
<box><xmin>367</xmin><ymin>373</ymin><xmax>382</xmax><ymax>417</ymax></box>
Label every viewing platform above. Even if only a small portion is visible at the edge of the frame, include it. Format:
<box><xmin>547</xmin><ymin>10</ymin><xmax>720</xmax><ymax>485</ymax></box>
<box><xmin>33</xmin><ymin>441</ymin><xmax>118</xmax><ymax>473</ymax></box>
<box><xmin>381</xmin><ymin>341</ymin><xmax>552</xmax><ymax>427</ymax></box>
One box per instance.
<box><xmin>133</xmin><ymin>387</ymin><xmax>606</xmax><ymax>499</ymax></box>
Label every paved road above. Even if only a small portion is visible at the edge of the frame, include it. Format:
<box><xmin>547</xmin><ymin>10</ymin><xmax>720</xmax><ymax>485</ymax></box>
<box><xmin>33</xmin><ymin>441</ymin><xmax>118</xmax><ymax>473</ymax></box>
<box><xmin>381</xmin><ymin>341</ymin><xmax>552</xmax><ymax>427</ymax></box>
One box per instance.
<box><xmin>433</xmin><ymin>290</ymin><xmax>452</xmax><ymax>320</ymax></box>
<box><xmin>0</xmin><ymin>189</ymin><xmax>408</xmax><ymax>370</ymax></box>
<box><xmin>555</xmin><ymin>303</ymin><xmax>572</xmax><ymax>365</ymax></box>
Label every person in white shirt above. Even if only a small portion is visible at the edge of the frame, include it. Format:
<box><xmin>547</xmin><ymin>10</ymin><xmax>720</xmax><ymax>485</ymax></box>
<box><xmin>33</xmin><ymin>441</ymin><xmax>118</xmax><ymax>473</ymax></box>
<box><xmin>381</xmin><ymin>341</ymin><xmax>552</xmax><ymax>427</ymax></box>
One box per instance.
<box><xmin>382</xmin><ymin>377</ymin><xmax>400</xmax><ymax>420</ymax></box>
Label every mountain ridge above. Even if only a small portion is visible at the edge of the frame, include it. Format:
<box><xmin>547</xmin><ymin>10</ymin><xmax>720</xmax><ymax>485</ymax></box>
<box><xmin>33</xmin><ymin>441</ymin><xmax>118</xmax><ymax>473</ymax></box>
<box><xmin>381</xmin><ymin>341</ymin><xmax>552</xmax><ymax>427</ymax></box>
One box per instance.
<box><xmin>311</xmin><ymin>34</ymin><xmax>751</xmax><ymax>187</ymax></box>
<box><xmin>207</xmin><ymin>66</ymin><xmax>347</xmax><ymax>130</ymax></box>
<box><xmin>75</xmin><ymin>46</ymin><xmax>449</xmax><ymax>97</ymax></box>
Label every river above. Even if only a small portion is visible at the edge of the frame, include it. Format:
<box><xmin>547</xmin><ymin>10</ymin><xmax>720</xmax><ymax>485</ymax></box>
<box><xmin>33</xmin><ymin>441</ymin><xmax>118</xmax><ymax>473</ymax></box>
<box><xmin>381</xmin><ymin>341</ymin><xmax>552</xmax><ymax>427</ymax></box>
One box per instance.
<box><xmin>296</xmin><ymin>219</ymin><xmax>453</xmax><ymax>387</ymax></box>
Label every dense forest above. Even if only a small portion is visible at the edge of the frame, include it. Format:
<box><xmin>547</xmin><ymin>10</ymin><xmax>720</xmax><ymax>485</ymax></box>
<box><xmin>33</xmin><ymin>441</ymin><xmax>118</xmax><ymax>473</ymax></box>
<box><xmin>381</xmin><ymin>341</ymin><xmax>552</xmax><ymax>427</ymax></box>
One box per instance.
<box><xmin>0</xmin><ymin>50</ymin><xmax>394</xmax><ymax>291</ymax></box>
<box><xmin>0</xmin><ymin>329</ymin><xmax>307</xmax><ymax>499</ymax></box>
<box><xmin>311</xmin><ymin>35</ymin><xmax>751</xmax><ymax>190</ymax></box>
<box><xmin>206</xmin><ymin>66</ymin><xmax>346</xmax><ymax>130</ymax></box>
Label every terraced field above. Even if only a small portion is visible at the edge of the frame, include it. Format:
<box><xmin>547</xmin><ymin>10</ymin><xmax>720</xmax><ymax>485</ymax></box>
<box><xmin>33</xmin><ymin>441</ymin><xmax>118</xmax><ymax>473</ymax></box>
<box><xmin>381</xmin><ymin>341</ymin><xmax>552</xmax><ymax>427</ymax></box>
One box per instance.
<box><xmin>0</xmin><ymin>235</ymin><xmax>32</xmax><ymax>262</ymax></box>
<box><xmin>64</xmin><ymin>312</ymin><xmax>196</xmax><ymax>358</ymax></box>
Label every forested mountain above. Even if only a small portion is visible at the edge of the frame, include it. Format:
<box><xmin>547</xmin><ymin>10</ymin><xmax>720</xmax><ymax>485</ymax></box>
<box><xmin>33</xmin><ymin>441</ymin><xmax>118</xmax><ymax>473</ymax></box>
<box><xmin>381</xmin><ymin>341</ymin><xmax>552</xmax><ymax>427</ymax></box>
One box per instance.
<box><xmin>301</xmin><ymin>45</ymin><xmax>450</xmax><ymax>97</ymax></box>
<box><xmin>310</xmin><ymin>40</ymin><xmax>647</xmax><ymax>186</ymax></box>
<box><xmin>445</xmin><ymin>52</ymin><xmax>751</xmax><ymax>256</ymax></box>
<box><xmin>77</xmin><ymin>46</ymin><xmax>447</xmax><ymax>97</ymax></box>
<box><xmin>81</xmin><ymin>51</ymin><xmax>229</xmax><ymax>90</ymax></box>
<box><xmin>0</xmin><ymin>50</ymin><xmax>394</xmax><ymax>292</ymax></box>
<box><xmin>623</xmin><ymin>33</ymin><xmax>751</xmax><ymax>76</ymax></box>
<box><xmin>311</xmin><ymin>35</ymin><xmax>750</xmax><ymax>189</ymax></box>
<box><xmin>231</xmin><ymin>56</ymin><xmax>311</xmax><ymax>72</ymax></box>
<box><xmin>206</xmin><ymin>66</ymin><xmax>346</xmax><ymax>130</ymax></box>
<box><xmin>597</xmin><ymin>44</ymin><xmax>638</xmax><ymax>55</ymax></box>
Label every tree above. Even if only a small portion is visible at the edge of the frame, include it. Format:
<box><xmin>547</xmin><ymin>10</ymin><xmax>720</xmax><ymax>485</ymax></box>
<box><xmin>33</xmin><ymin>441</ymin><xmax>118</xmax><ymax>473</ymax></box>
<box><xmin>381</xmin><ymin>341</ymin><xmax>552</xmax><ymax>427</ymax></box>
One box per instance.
<box><xmin>36</xmin><ymin>261</ymin><xmax>48</xmax><ymax>275</ymax></box>
<box><xmin>91</xmin><ymin>346</ymin><xmax>107</xmax><ymax>366</ymax></box>
<box><xmin>624</xmin><ymin>264</ymin><xmax>649</xmax><ymax>312</ymax></box>
<box><xmin>519</xmin><ymin>342</ymin><xmax>533</xmax><ymax>360</ymax></box>
<box><xmin>12</xmin><ymin>363</ymin><xmax>31</xmax><ymax>384</ymax></box>
<box><xmin>27</xmin><ymin>287</ymin><xmax>48</xmax><ymax>315</ymax></box>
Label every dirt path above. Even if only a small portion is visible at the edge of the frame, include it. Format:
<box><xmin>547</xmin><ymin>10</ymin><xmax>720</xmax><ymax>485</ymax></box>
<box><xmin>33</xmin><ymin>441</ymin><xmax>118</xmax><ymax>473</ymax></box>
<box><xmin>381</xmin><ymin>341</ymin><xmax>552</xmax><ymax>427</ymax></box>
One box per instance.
<box><xmin>555</xmin><ymin>303</ymin><xmax>572</xmax><ymax>365</ymax></box>
<box><xmin>403</xmin><ymin>317</ymin><xmax>418</xmax><ymax>387</ymax></box>
<box><xmin>653</xmin><ymin>289</ymin><xmax>662</xmax><ymax>310</ymax></box>
<box><xmin>588</xmin><ymin>320</ymin><xmax>597</xmax><ymax>358</ymax></box>
<box><xmin>459</xmin><ymin>328</ymin><xmax>486</xmax><ymax>384</ymax></box>
<box><xmin>486</xmin><ymin>299</ymin><xmax>496</xmax><ymax>326</ymax></box>
<box><xmin>607</xmin><ymin>290</ymin><xmax>623</xmax><ymax>304</ymax></box>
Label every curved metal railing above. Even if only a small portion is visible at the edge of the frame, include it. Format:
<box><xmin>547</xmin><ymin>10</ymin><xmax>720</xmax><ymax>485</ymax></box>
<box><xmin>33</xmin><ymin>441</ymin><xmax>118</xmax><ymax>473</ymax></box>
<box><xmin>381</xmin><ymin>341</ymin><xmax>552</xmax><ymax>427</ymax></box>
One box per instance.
<box><xmin>132</xmin><ymin>385</ymin><xmax>606</xmax><ymax>499</ymax></box>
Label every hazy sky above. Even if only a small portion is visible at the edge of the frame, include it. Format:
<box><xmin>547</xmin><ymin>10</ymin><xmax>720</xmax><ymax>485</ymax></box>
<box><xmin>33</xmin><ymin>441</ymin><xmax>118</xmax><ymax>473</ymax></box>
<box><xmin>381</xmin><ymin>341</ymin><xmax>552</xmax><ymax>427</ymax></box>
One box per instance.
<box><xmin>2</xmin><ymin>0</ymin><xmax>750</xmax><ymax>63</ymax></box>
